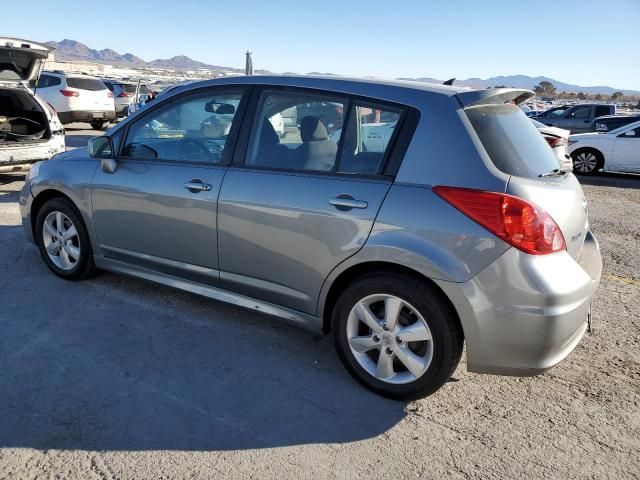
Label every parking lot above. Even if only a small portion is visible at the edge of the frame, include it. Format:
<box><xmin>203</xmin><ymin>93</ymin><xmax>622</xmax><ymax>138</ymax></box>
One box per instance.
<box><xmin>0</xmin><ymin>128</ymin><xmax>639</xmax><ymax>479</ymax></box>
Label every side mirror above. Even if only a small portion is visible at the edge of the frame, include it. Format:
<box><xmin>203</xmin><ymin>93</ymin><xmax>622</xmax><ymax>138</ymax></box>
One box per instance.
<box><xmin>88</xmin><ymin>136</ymin><xmax>117</xmax><ymax>173</ymax></box>
<box><xmin>623</xmin><ymin>129</ymin><xmax>636</xmax><ymax>137</ymax></box>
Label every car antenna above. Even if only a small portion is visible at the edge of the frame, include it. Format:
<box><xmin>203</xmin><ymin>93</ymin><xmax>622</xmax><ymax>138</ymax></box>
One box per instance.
<box><xmin>443</xmin><ymin>78</ymin><xmax>455</xmax><ymax>86</ymax></box>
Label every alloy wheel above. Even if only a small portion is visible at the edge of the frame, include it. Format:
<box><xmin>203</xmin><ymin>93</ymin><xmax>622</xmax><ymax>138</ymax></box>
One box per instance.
<box><xmin>573</xmin><ymin>151</ymin><xmax>598</xmax><ymax>173</ymax></box>
<box><xmin>42</xmin><ymin>211</ymin><xmax>81</xmax><ymax>271</ymax></box>
<box><xmin>346</xmin><ymin>294</ymin><xmax>434</xmax><ymax>384</ymax></box>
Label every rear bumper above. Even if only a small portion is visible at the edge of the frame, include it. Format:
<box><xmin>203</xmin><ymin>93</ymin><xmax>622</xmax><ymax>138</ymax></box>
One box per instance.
<box><xmin>435</xmin><ymin>230</ymin><xmax>601</xmax><ymax>376</ymax></box>
<box><xmin>58</xmin><ymin>110</ymin><xmax>116</xmax><ymax>124</ymax></box>
<box><xmin>0</xmin><ymin>136</ymin><xmax>65</xmax><ymax>171</ymax></box>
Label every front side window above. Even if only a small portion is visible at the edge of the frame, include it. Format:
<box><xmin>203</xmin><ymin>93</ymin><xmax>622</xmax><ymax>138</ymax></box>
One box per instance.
<box><xmin>246</xmin><ymin>90</ymin><xmax>403</xmax><ymax>175</ymax></box>
<box><xmin>122</xmin><ymin>90</ymin><xmax>243</xmax><ymax>164</ymax></box>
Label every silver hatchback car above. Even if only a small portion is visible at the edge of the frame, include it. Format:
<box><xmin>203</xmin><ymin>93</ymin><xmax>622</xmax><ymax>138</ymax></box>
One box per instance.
<box><xmin>20</xmin><ymin>76</ymin><xmax>602</xmax><ymax>400</ymax></box>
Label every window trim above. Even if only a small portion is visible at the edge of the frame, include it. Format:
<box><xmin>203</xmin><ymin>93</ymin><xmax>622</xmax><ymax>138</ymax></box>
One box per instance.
<box><xmin>231</xmin><ymin>84</ymin><xmax>418</xmax><ymax>179</ymax></box>
<box><xmin>117</xmin><ymin>84</ymin><xmax>252</xmax><ymax>167</ymax></box>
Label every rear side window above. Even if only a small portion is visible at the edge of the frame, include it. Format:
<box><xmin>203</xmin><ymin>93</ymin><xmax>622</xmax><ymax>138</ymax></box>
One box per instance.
<box><xmin>466</xmin><ymin>104</ymin><xmax>560</xmax><ymax>178</ymax></box>
<box><xmin>595</xmin><ymin>106</ymin><xmax>610</xmax><ymax>117</ymax></box>
<box><xmin>245</xmin><ymin>89</ymin><xmax>404</xmax><ymax>175</ymax></box>
<box><xmin>35</xmin><ymin>75</ymin><xmax>61</xmax><ymax>88</ymax></box>
<box><xmin>66</xmin><ymin>78</ymin><xmax>106</xmax><ymax>91</ymax></box>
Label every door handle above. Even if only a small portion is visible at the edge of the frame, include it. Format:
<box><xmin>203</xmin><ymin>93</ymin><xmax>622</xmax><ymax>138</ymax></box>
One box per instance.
<box><xmin>184</xmin><ymin>179</ymin><xmax>212</xmax><ymax>192</ymax></box>
<box><xmin>329</xmin><ymin>195</ymin><xmax>368</xmax><ymax>211</ymax></box>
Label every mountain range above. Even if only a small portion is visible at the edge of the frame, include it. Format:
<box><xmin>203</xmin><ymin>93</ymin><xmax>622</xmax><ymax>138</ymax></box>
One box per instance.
<box><xmin>45</xmin><ymin>39</ymin><xmax>639</xmax><ymax>96</ymax></box>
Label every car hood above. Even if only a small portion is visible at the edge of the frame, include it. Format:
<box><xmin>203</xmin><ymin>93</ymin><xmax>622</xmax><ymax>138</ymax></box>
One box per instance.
<box><xmin>0</xmin><ymin>38</ymin><xmax>51</xmax><ymax>84</ymax></box>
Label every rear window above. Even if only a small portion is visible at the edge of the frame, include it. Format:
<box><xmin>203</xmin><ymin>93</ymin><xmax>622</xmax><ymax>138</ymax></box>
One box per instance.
<box><xmin>121</xmin><ymin>84</ymin><xmax>137</xmax><ymax>93</ymax></box>
<box><xmin>0</xmin><ymin>51</ymin><xmax>34</xmax><ymax>80</ymax></box>
<box><xmin>466</xmin><ymin>104</ymin><xmax>560</xmax><ymax>178</ymax></box>
<box><xmin>66</xmin><ymin>78</ymin><xmax>106</xmax><ymax>91</ymax></box>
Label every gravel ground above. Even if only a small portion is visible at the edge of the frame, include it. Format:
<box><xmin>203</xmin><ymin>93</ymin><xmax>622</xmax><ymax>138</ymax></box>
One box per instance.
<box><xmin>0</xmin><ymin>140</ymin><xmax>639</xmax><ymax>479</ymax></box>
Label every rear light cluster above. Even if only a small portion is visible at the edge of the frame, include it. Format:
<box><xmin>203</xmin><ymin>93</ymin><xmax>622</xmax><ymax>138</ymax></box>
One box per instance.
<box><xmin>59</xmin><ymin>89</ymin><xmax>79</xmax><ymax>97</ymax></box>
<box><xmin>433</xmin><ymin>186</ymin><xmax>565</xmax><ymax>255</ymax></box>
<box><xmin>544</xmin><ymin>135</ymin><xmax>567</xmax><ymax>148</ymax></box>
<box><xmin>107</xmin><ymin>92</ymin><xmax>114</xmax><ymax>98</ymax></box>
<box><xmin>118</xmin><ymin>92</ymin><xmax>133</xmax><ymax>97</ymax></box>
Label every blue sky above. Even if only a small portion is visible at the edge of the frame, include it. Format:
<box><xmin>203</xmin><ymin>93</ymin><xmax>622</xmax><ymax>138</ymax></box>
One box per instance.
<box><xmin>4</xmin><ymin>0</ymin><xmax>639</xmax><ymax>89</ymax></box>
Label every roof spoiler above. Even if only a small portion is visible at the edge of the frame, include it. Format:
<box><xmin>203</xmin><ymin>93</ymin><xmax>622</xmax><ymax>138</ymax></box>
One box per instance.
<box><xmin>457</xmin><ymin>88</ymin><xmax>535</xmax><ymax>108</ymax></box>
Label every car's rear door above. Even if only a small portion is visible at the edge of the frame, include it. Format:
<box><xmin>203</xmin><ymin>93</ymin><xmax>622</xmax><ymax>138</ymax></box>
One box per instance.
<box><xmin>217</xmin><ymin>87</ymin><xmax>412</xmax><ymax>314</ymax></box>
<box><xmin>91</xmin><ymin>86</ymin><xmax>249</xmax><ymax>284</ymax></box>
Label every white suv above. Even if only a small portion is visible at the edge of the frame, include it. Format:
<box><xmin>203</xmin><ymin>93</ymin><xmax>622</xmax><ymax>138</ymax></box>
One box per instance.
<box><xmin>0</xmin><ymin>38</ymin><xmax>65</xmax><ymax>173</ymax></box>
<box><xmin>32</xmin><ymin>71</ymin><xmax>116</xmax><ymax>130</ymax></box>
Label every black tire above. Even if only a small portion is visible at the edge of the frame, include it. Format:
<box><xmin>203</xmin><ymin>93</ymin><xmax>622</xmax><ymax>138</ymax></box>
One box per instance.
<box><xmin>35</xmin><ymin>198</ymin><xmax>97</xmax><ymax>280</ymax></box>
<box><xmin>571</xmin><ymin>148</ymin><xmax>603</xmax><ymax>176</ymax></box>
<box><xmin>332</xmin><ymin>272</ymin><xmax>463</xmax><ymax>400</ymax></box>
<box><xmin>90</xmin><ymin>120</ymin><xmax>107</xmax><ymax>131</ymax></box>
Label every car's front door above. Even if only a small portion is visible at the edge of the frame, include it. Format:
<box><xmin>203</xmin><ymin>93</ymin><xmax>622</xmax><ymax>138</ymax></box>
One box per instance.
<box><xmin>610</xmin><ymin>126</ymin><xmax>640</xmax><ymax>172</ymax></box>
<box><xmin>564</xmin><ymin>105</ymin><xmax>593</xmax><ymax>132</ymax></box>
<box><xmin>217</xmin><ymin>88</ymin><xmax>409</xmax><ymax>314</ymax></box>
<box><xmin>91</xmin><ymin>87</ymin><xmax>247</xmax><ymax>284</ymax></box>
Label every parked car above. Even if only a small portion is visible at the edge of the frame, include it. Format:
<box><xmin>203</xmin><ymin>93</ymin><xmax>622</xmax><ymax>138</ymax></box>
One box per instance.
<box><xmin>538</xmin><ymin>104</ymin><xmax>616</xmax><ymax>133</ymax></box>
<box><xmin>31</xmin><ymin>71</ymin><xmax>115</xmax><ymax>130</ymax></box>
<box><xmin>102</xmin><ymin>79</ymin><xmax>152</xmax><ymax>118</ymax></box>
<box><xmin>0</xmin><ymin>38</ymin><xmax>65</xmax><ymax>173</ymax></box>
<box><xmin>531</xmin><ymin>119</ymin><xmax>572</xmax><ymax>172</ymax></box>
<box><xmin>568</xmin><ymin>120</ymin><xmax>640</xmax><ymax>174</ymax></box>
<box><xmin>20</xmin><ymin>78</ymin><xmax>601</xmax><ymax>399</ymax></box>
<box><xmin>592</xmin><ymin>113</ymin><xmax>640</xmax><ymax>132</ymax></box>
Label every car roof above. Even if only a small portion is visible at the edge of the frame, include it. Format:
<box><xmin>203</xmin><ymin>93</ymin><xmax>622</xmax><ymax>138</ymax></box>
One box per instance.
<box><xmin>161</xmin><ymin>75</ymin><xmax>534</xmax><ymax>108</ymax></box>
<box><xmin>173</xmin><ymin>75</ymin><xmax>469</xmax><ymax>100</ymax></box>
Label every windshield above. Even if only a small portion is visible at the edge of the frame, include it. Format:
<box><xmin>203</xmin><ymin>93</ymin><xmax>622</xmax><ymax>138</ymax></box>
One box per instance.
<box><xmin>466</xmin><ymin>104</ymin><xmax>561</xmax><ymax>178</ymax></box>
<box><xmin>66</xmin><ymin>77</ymin><xmax>106</xmax><ymax>91</ymax></box>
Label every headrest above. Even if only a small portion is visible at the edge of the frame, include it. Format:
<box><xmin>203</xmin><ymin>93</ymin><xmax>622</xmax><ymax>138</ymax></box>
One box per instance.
<box><xmin>260</xmin><ymin>118</ymin><xmax>279</xmax><ymax>146</ymax></box>
<box><xmin>300</xmin><ymin>116</ymin><xmax>328</xmax><ymax>142</ymax></box>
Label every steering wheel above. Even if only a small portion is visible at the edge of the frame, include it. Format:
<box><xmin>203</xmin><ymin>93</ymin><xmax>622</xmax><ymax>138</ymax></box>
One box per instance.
<box><xmin>176</xmin><ymin>138</ymin><xmax>216</xmax><ymax>162</ymax></box>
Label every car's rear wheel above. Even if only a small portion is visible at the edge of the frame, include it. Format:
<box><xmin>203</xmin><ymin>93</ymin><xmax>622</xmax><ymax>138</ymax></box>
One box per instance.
<box><xmin>571</xmin><ymin>148</ymin><xmax>603</xmax><ymax>175</ymax></box>
<box><xmin>90</xmin><ymin>120</ymin><xmax>107</xmax><ymax>131</ymax></box>
<box><xmin>332</xmin><ymin>272</ymin><xmax>463</xmax><ymax>400</ymax></box>
<box><xmin>35</xmin><ymin>198</ymin><xmax>97</xmax><ymax>280</ymax></box>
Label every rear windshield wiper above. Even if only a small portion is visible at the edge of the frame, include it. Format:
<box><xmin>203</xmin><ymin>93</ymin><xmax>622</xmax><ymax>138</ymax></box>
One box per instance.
<box><xmin>538</xmin><ymin>169</ymin><xmax>566</xmax><ymax>178</ymax></box>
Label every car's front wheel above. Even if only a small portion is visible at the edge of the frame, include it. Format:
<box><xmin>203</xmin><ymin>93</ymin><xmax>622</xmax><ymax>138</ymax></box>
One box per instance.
<box><xmin>35</xmin><ymin>198</ymin><xmax>97</xmax><ymax>280</ymax></box>
<box><xmin>332</xmin><ymin>272</ymin><xmax>463</xmax><ymax>400</ymax></box>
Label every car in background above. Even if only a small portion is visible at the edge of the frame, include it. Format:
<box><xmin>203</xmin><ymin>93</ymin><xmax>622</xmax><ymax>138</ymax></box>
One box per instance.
<box><xmin>531</xmin><ymin>119</ymin><xmax>572</xmax><ymax>172</ymax></box>
<box><xmin>20</xmin><ymin>77</ymin><xmax>601</xmax><ymax>400</ymax></box>
<box><xmin>0</xmin><ymin>38</ymin><xmax>65</xmax><ymax>173</ymax></box>
<box><xmin>593</xmin><ymin>113</ymin><xmax>640</xmax><ymax>132</ymax></box>
<box><xmin>538</xmin><ymin>104</ymin><xmax>616</xmax><ymax>133</ymax></box>
<box><xmin>568</xmin><ymin>120</ymin><xmax>640</xmax><ymax>174</ymax></box>
<box><xmin>102</xmin><ymin>79</ymin><xmax>152</xmax><ymax>118</ymax></box>
<box><xmin>31</xmin><ymin>71</ymin><xmax>115</xmax><ymax>130</ymax></box>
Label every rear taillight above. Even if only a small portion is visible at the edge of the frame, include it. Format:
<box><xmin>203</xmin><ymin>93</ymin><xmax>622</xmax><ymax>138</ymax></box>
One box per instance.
<box><xmin>60</xmin><ymin>89</ymin><xmax>79</xmax><ymax>97</ymax></box>
<box><xmin>433</xmin><ymin>186</ymin><xmax>565</xmax><ymax>255</ymax></box>
<box><xmin>107</xmin><ymin>92</ymin><xmax>114</xmax><ymax>98</ymax></box>
<box><xmin>118</xmin><ymin>92</ymin><xmax>133</xmax><ymax>97</ymax></box>
<box><xmin>544</xmin><ymin>136</ymin><xmax>567</xmax><ymax>148</ymax></box>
